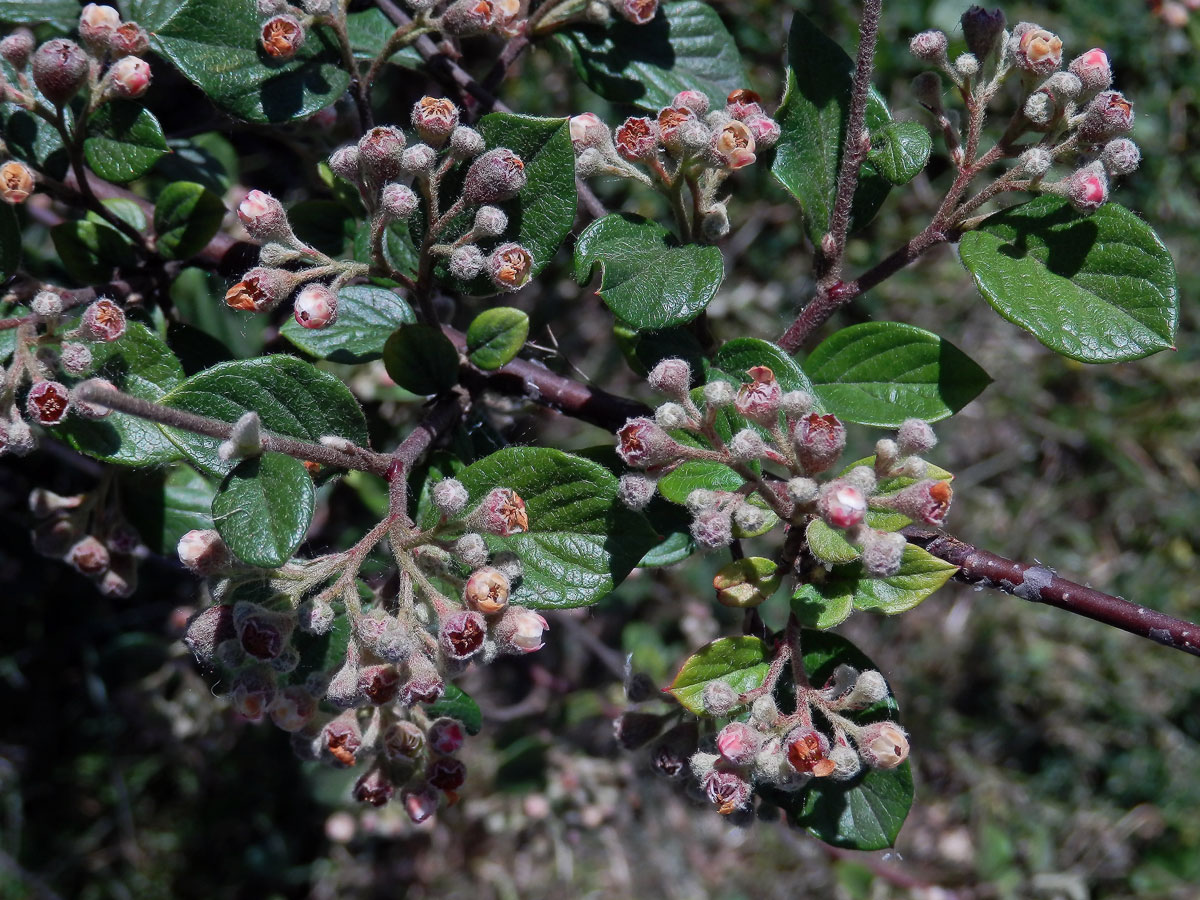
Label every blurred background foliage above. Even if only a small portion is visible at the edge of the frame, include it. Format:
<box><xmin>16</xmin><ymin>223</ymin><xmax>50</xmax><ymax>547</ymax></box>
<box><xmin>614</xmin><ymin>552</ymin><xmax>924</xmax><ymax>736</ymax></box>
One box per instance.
<box><xmin>3</xmin><ymin>0</ymin><xmax>1200</xmax><ymax>897</ymax></box>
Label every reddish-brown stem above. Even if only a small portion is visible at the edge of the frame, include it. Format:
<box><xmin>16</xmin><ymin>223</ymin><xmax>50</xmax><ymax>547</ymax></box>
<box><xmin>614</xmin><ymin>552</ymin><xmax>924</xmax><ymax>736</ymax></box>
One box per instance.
<box><xmin>905</xmin><ymin>528</ymin><xmax>1200</xmax><ymax>658</ymax></box>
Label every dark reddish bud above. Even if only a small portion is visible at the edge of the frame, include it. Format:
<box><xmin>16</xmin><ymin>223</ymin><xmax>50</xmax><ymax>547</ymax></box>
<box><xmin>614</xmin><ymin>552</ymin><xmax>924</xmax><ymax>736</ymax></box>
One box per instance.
<box><xmin>353</xmin><ymin>766</ymin><xmax>395</xmax><ymax>807</ymax></box>
<box><xmin>81</xmin><ymin>299</ymin><xmax>127</xmax><ymax>342</ymax></box>
<box><xmin>485</xmin><ymin>242</ymin><xmax>533</xmax><ymax>292</ymax></box>
<box><xmin>403</xmin><ymin>786</ymin><xmax>439</xmax><ymax>823</ymax></box>
<box><xmin>26</xmin><ymin>381</ymin><xmax>70</xmax><ymax>425</ymax></box>
<box><xmin>672</xmin><ymin>89</ymin><xmax>709</xmax><ymax>115</ymax></box>
<box><xmin>321</xmin><ymin>710</ymin><xmax>363</xmax><ymax>767</ymax></box>
<box><xmin>617</xmin><ymin>0</ymin><xmax>657</xmax><ymax>25</ymax></box>
<box><xmin>657</xmin><ymin>106</ymin><xmax>696</xmax><ymax>148</ymax></box>
<box><xmin>426</xmin><ymin>756</ymin><xmax>466</xmax><ymax>792</ymax></box>
<box><xmin>238</xmin><ymin>614</ymin><xmax>287</xmax><ymax>660</ymax></box>
<box><xmin>440</xmin><ymin>610</ymin><xmax>486</xmax><ymax>661</ymax></box>
<box><xmin>794</xmin><ymin>412</ymin><xmax>846</xmax><ymax>473</ymax></box>
<box><xmin>463</xmin><ymin>148</ymin><xmax>527</xmax><ymax>203</ymax></box>
<box><xmin>615</xmin><ymin>116</ymin><xmax>659</xmax><ymax>162</ymax></box>
<box><xmin>1077</xmin><ymin>91</ymin><xmax>1134</xmax><ymax>143</ymax></box>
<box><xmin>32</xmin><ymin>517</ymin><xmax>80</xmax><ymax>558</ymax></box>
<box><xmin>261</xmin><ymin>15</ymin><xmax>305</xmax><ymax>60</ymax></box>
<box><xmin>97</xmin><ymin>554</ymin><xmax>137</xmax><ymax>598</ymax></box>
<box><xmin>428</xmin><ymin>717</ymin><xmax>465</xmax><ymax>755</ymax></box>
<box><xmin>183</xmin><ymin>604</ymin><xmax>236</xmax><ymax>665</ymax></box>
<box><xmin>0</xmin><ymin>28</ymin><xmax>34</xmax><ymax>69</ymax></box>
<box><xmin>702</xmin><ymin>770</ymin><xmax>752</xmax><ymax>815</ymax></box>
<box><xmin>225</xmin><ymin>267</ymin><xmax>295</xmax><ymax>312</ymax></box>
<box><xmin>269</xmin><ymin>685</ymin><xmax>317</xmax><ymax>732</ymax></box>
<box><xmin>440</xmin><ymin>0</ymin><xmax>497</xmax><ymax>36</ymax></box>
<box><xmin>1</xmin><ymin>161</ymin><xmax>34</xmax><ymax>205</ymax></box>
<box><xmin>819</xmin><ymin>481</ymin><xmax>868</xmax><ymax>530</ymax></box>
<box><xmin>616</xmin><ymin>417</ymin><xmax>677</xmax><ymax>468</ymax></box>
<box><xmin>613</xmin><ymin>711</ymin><xmax>667</xmax><ymax>750</ymax></box>
<box><xmin>231</xmin><ymin>666</ymin><xmax>276</xmax><ymax>721</ymax></box>
<box><xmin>651</xmin><ymin>722</ymin><xmax>698</xmax><ymax>779</ymax></box>
<box><xmin>412</xmin><ymin>96</ymin><xmax>459</xmax><ymax>144</ymax></box>
<box><xmin>400</xmin><ymin>654</ymin><xmax>445</xmax><ymax>706</ymax></box>
<box><xmin>469</xmin><ymin>487</ymin><xmax>529</xmax><ymax>536</ymax></box>
<box><xmin>68</xmin><ymin>535</ymin><xmax>110</xmax><ymax>576</ymax></box>
<box><xmin>293</xmin><ymin>283</ymin><xmax>338</xmax><ymax>329</ymax></box>
<box><xmin>960</xmin><ymin>6</ymin><xmax>1006</xmax><ymax>60</ymax></box>
<box><xmin>464</xmin><ymin>567</ymin><xmax>510</xmax><ymax>615</ymax></box>
<box><xmin>383</xmin><ymin>720</ymin><xmax>426</xmax><ymax>760</ymax></box>
<box><xmin>109</xmin><ymin>22</ymin><xmax>150</xmax><ymax>56</ymax></box>
<box><xmin>742</xmin><ymin>115</ymin><xmax>780</xmax><ymax>149</ymax></box>
<box><xmin>786</xmin><ymin>727</ymin><xmax>835</xmax><ymax>777</ymax></box>
<box><xmin>357</xmin><ymin>125</ymin><xmax>407</xmax><ymax>182</ymax></box>
<box><xmin>889</xmin><ymin>479</ymin><xmax>953</xmax><ymax>525</ymax></box>
<box><xmin>734</xmin><ymin>366</ymin><xmax>781</xmax><ymax>425</ymax></box>
<box><xmin>31</xmin><ymin>39</ymin><xmax>88</xmax><ymax>105</ymax></box>
<box><xmin>358</xmin><ymin>664</ymin><xmax>401</xmax><ymax>705</ymax></box>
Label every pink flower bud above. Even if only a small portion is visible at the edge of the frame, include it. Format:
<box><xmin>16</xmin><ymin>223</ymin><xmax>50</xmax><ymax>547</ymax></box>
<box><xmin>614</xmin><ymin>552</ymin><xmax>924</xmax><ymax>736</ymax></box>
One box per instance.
<box><xmin>716</xmin><ymin>722</ymin><xmax>761</xmax><ymax>766</ymax></box>
<box><xmin>260</xmin><ymin>15</ymin><xmax>305</xmax><ymax>60</ymax></box>
<box><xmin>690</xmin><ymin>508</ymin><xmax>733</xmax><ymax>549</ymax></box>
<box><xmin>786</xmin><ymin>727</ymin><xmax>835</xmax><ymax>777</ymax></box>
<box><xmin>400</xmin><ymin>654</ymin><xmax>445</xmax><ymax>706</ymax></box>
<box><xmin>1077</xmin><ymin>91</ymin><xmax>1134</xmax><ymax>143</ymax></box>
<box><xmin>81</xmin><ymin>298</ymin><xmax>127</xmax><ymax>342</ymax></box>
<box><xmin>440</xmin><ymin>0</ymin><xmax>498</xmax><ymax>36</ymax></box>
<box><xmin>1011</xmin><ymin>24</ymin><xmax>1063</xmax><ymax>76</ymax></box>
<box><xmin>1102</xmin><ymin>138</ymin><xmax>1140</xmax><ymax>176</ymax></box>
<box><xmin>855</xmin><ymin>721</ymin><xmax>909</xmax><ymax>768</ymax></box>
<box><xmin>231</xmin><ymin>666</ymin><xmax>276</xmax><ymax>721</ymax></box>
<box><xmin>616</xmin><ymin>416</ymin><xmax>677</xmax><ymax>468</ymax></box>
<box><xmin>711</xmin><ymin>120</ymin><xmax>756</xmax><ymax>169</ymax></box>
<box><xmin>449</xmin><ymin>245</ymin><xmax>484</xmax><ymax>280</ymax></box>
<box><xmin>431</xmin><ymin>477</ymin><xmax>469</xmax><ymax>516</ymax></box>
<box><xmin>794</xmin><ymin>412</ymin><xmax>846</xmax><ymax>473</ymax></box>
<box><xmin>734</xmin><ymin>365</ymin><xmax>781</xmax><ymax>425</ymax></box>
<box><xmin>380</xmin><ymin>182</ymin><xmax>418</xmax><ymax>220</ymax></box>
<box><xmin>469</xmin><ymin>487</ymin><xmax>529</xmax><ymax>535</ymax></box>
<box><xmin>225</xmin><ymin>267</ymin><xmax>296</xmax><ymax>312</ymax></box>
<box><xmin>819</xmin><ymin>481</ymin><xmax>867</xmax><ymax>529</ymax></box>
<box><xmin>383</xmin><ymin>720</ymin><xmax>426</xmax><ymax>760</ymax></box>
<box><xmin>68</xmin><ymin>535</ymin><xmax>110</xmax><ymax>576</ymax></box>
<box><xmin>463</xmin><ymin>148</ymin><xmax>527</xmax><ymax>203</ymax></box>
<box><xmin>320</xmin><ymin>710</ymin><xmax>362</xmax><ymax>766</ymax></box>
<box><xmin>79</xmin><ymin>4</ymin><xmax>121</xmax><ymax>50</ymax></box>
<box><xmin>32</xmin><ymin>38</ymin><xmax>88</xmax><ymax>105</ymax></box>
<box><xmin>183</xmin><ymin>604</ymin><xmax>235</xmax><ymax>664</ymax></box>
<box><xmin>896</xmin><ymin>418</ymin><xmax>937</xmax><ymax>455</ymax></box>
<box><xmin>617</xmin><ymin>0</ymin><xmax>658</xmax><ymax>25</ymax></box>
<box><xmin>353</xmin><ymin>767</ymin><xmax>395</xmax><ymax>807</ymax></box>
<box><xmin>402</xmin><ymin>143</ymin><xmax>436</xmax><ymax>173</ymax></box>
<box><xmin>107</xmin><ymin>55</ymin><xmax>150</xmax><ymax>98</ymax></box>
<box><xmin>269</xmin><ymin>685</ymin><xmax>317</xmax><ymax>732</ymax></box>
<box><xmin>646</xmin><ymin>357</ymin><xmax>691</xmax><ymax>397</ymax></box>
<box><xmin>177</xmin><ymin>529</ymin><xmax>230</xmax><ymax>575</ymax></box>
<box><xmin>428</xmin><ymin>717</ymin><xmax>465</xmax><ymax>755</ymax></box>
<box><xmin>440</xmin><ymin>610</ymin><xmax>487</xmax><ymax>661</ymax></box>
<box><xmin>403</xmin><ymin>786</ymin><xmax>439</xmax><ymax>822</ymax></box>
<box><xmin>293</xmin><ymin>283</ymin><xmax>338</xmax><ymax>329</ymax></box>
<box><xmin>26</xmin><ymin>380</ymin><xmax>70</xmax><ymax>425</ymax></box>
<box><xmin>237</xmin><ymin>189</ymin><xmax>289</xmax><ymax>241</ymax></box>
<box><xmin>60</xmin><ymin>342</ymin><xmax>93</xmax><ymax>375</ymax></box>
<box><xmin>569</xmin><ymin>112</ymin><xmax>610</xmax><ymax>151</ymax></box>
<box><xmin>909</xmin><ymin>29</ymin><xmax>948</xmax><ymax>62</ymax></box>
<box><xmin>328</xmin><ymin>145</ymin><xmax>360</xmax><ymax>182</ymax></box>
<box><xmin>890</xmin><ymin>478</ymin><xmax>953</xmax><ymax>525</ymax></box>
<box><xmin>0</xmin><ymin>161</ymin><xmax>34</xmax><ymax>205</ymax></box>
<box><xmin>672</xmin><ymin>89</ymin><xmax>709</xmax><ymax>115</ymax></box>
<box><xmin>742</xmin><ymin>114</ymin><xmax>780</xmax><ymax>149</ymax></box>
<box><xmin>109</xmin><ymin>22</ymin><xmax>150</xmax><ymax>56</ymax></box>
<box><xmin>617</xmin><ymin>473</ymin><xmax>655</xmax><ymax>510</ymax></box>
<box><xmin>412</xmin><ymin>96</ymin><xmax>459</xmax><ymax>144</ymax></box>
<box><xmin>1068</xmin><ymin>48</ymin><xmax>1112</xmax><ymax>93</ymax></box>
<box><xmin>702</xmin><ymin>770</ymin><xmax>752</xmax><ymax>815</ymax></box>
<box><xmin>464</xmin><ymin>567</ymin><xmax>510</xmax><ymax>614</ymax></box>
<box><xmin>0</xmin><ymin>28</ymin><xmax>34</xmax><ymax>69</ymax></box>
<box><xmin>615</xmin><ymin>116</ymin><xmax>659</xmax><ymax>162</ymax></box>
<box><xmin>960</xmin><ymin>5</ymin><xmax>1006</xmax><ymax>60</ymax></box>
<box><xmin>485</xmin><ymin>242</ymin><xmax>533</xmax><ymax>291</ymax></box>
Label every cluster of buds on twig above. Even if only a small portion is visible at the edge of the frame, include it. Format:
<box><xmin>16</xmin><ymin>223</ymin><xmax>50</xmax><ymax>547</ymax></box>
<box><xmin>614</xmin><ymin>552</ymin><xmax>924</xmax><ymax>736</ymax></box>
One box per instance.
<box><xmin>182</xmin><ymin>476</ymin><xmax>548</xmax><ymax>823</ymax></box>
<box><xmin>28</xmin><ymin>485</ymin><xmax>144</xmax><ymax>598</ymax></box>
<box><xmin>614</xmin><ymin>359</ymin><xmax>951</xmax><ymax>578</ymax></box>
<box><xmin>571</xmin><ymin>89</ymin><xmax>781</xmax><ymax>240</ymax></box>
<box><xmin>0</xmin><ymin>292</ymin><xmax>132</xmax><ymax>457</ymax></box>
<box><xmin>910</xmin><ymin>6</ymin><xmax>1138</xmax><ymax>215</ymax></box>
<box><xmin>0</xmin><ymin>5</ymin><xmax>151</xmax><ymax>116</ymax></box>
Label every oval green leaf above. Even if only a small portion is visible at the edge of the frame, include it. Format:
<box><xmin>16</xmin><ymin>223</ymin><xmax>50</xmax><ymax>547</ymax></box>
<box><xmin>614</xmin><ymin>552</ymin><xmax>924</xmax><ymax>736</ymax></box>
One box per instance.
<box><xmin>466</xmin><ymin>307</ymin><xmax>529</xmax><ymax>370</ymax></box>
<box><xmin>958</xmin><ymin>196</ymin><xmax>1178</xmax><ymax>363</ymax></box>
<box><xmin>383</xmin><ymin>324</ymin><xmax>460</xmax><ymax>395</ymax></box>
<box><xmin>667</xmin><ymin>636</ymin><xmax>771</xmax><ymax>715</ymax></box>
<box><xmin>154</xmin><ymin>181</ymin><xmax>225</xmax><ymax>260</ymax></box>
<box><xmin>83</xmin><ymin>101</ymin><xmax>169</xmax><ymax>184</ymax></box>
<box><xmin>712</xmin><ymin>337</ymin><xmax>822</xmax><ymax>401</ymax></box>
<box><xmin>811</xmin><ymin>543</ymin><xmax>958</xmax><ymax>616</ymax></box>
<box><xmin>212</xmin><ymin>454</ymin><xmax>315</xmax><ymax>567</ymax></box>
<box><xmin>282</xmin><ymin>285</ymin><xmax>415</xmax><ymax>363</ymax></box>
<box><xmin>867</xmin><ymin>121</ymin><xmax>931</xmax><ymax>186</ymax></box>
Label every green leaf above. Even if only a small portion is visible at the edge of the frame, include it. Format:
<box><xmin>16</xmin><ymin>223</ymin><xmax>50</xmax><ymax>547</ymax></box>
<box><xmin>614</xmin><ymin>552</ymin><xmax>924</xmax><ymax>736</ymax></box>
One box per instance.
<box><xmin>170</xmin><ymin>267</ymin><xmax>268</xmax><ymax>363</ymax></box>
<box><xmin>556</xmin><ymin>0</ymin><xmax>745</xmax><ymax>111</ymax></box>
<box><xmin>154</xmin><ymin>181</ymin><xmax>225</xmax><ymax>260</ymax></box>
<box><xmin>0</xmin><ymin>98</ymin><xmax>69</xmax><ymax>179</ymax></box>
<box><xmin>121</xmin><ymin>464</ymin><xmax>217</xmax><ymax>557</ymax></box>
<box><xmin>0</xmin><ymin>0</ymin><xmax>80</xmax><ymax>26</ymax></box>
<box><xmin>805</xmin><ymin>322</ymin><xmax>991</xmax><ymax>426</ymax></box>
<box><xmin>958</xmin><ymin>196</ymin><xmax>1179</xmax><ymax>363</ymax></box>
<box><xmin>712</xmin><ymin>337</ymin><xmax>822</xmax><ymax>401</ymax></box>
<box><xmin>0</xmin><ymin>203</ymin><xmax>19</xmax><ymax>282</ymax></box>
<box><xmin>154</xmin><ymin>132</ymin><xmax>239</xmax><ymax>195</ymax></box>
<box><xmin>771</xmin><ymin>13</ymin><xmax>893</xmax><ymax>244</ymax></box>
<box><xmin>466</xmin><ymin>307</ymin><xmax>529</xmax><ymax>370</ymax></box>
<box><xmin>58</xmin><ymin>322</ymin><xmax>186</xmax><ymax>466</ymax></box>
<box><xmin>345</xmin><ymin>8</ymin><xmax>422</xmax><ymax>67</ymax></box>
<box><xmin>575</xmin><ymin>213</ymin><xmax>724</xmax><ymax>330</ymax></box>
<box><xmin>656</xmin><ymin>392</ymin><xmax>753</xmax><ymax>504</ymax></box>
<box><xmin>444</xmin><ymin>447</ymin><xmax>660</xmax><ymax>609</ymax></box>
<box><xmin>791</xmin><ymin>582</ymin><xmax>853</xmax><ymax>630</ymax></box>
<box><xmin>90</xmin><ymin>197</ymin><xmax>148</xmax><ymax>232</ymax></box>
<box><xmin>383</xmin><ymin>324</ymin><xmax>460</xmax><ymax>395</ymax></box>
<box><xmin>212</xmin><ymin>454</ymin><xmax>315</xmax><ymax>568</ymax></box>
<box><xmin>867</xmin><ymin>121</ymin><xmax>931</xmax><ymax>185</ymax></box>
<box><xmin>159</xmin><ymin>355</ymin><xmax>370</xmax><ymax>477</ymax></box>
<box><xmin>666</xmin><ymin>636</ymin><xmax>770</xmax><ymax>715</ymax></box>
<box><xmin>769</xmin><ymin>631</ymin><xmax>913</xmax><ymax>850</ymax></box>
<box><xmin>353</xmin><ymin>218</ymin><xmax>420</xmax><ymax>283</ymax></box>
<box><xmin>133</xmin><ymin>0</ymin><xmax>350</xmax><ymax>123</ymax></box>
<box><xmin>83</xmin><ymin>101</ymin><xmax>169</xmax><ymax>184</ymax></box>
<box><xmin>813</xmin><ymin>544</ymin><xmax>958</xmax><ymax>616</ymax></box>
<box><xmin>282</xmin><ymin>285</ymin><xmax>415</xmax><ymax>363</ymax></box>
<box><xmin>805</xmin><ymin>519</ymin><xmax>860</xmax><ymax>565</ymax></box>
<box><xmin>424</xmin><ymin>683</ymin><xmax>483</xmax><ymax>735</ymax></box>
<box><xmin>51</xmin><ymin>220</ymin><xmax>136</xmax><ymax>284</ymax></box>
<box><xmin>291</xmin><ymin>612</ymin><xmax>351</xmax><ymax>684</ymax></box>
<box><xmin>290</xmin><ymin>199</ymin><xmax>356</xmax><ymax>257</ymax></box>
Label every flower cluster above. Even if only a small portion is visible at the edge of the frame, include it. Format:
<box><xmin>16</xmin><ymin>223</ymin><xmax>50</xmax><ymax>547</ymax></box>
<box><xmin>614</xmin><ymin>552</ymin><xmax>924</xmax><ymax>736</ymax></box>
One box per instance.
<box><xmin>28</xmin><ymin>485</ymin><xmax>145</xmax><ymax>598</ymax></box>
<box><xmin>182</xmin><ymin>479</ymin><xmax>548</xmax><ymax>823</ymax></box>
<box><xmin>615</xmin><ymin>359</ymin><xmax>950</xmax><ymax>579</ymax></box>
<box><xmin>571</xmin><ymin>89</ymin><xmax>781</xmax><ymax>240</ymax></box>
<box><xmin>910</xmin><ymin>6</ymin><xmax>1138</xmax><ymax>214</ymax></box>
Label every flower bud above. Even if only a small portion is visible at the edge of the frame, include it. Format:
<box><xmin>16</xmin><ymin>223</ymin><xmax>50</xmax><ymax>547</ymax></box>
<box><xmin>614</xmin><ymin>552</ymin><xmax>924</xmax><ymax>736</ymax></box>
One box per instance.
<box><xmin>742</xmin><ymin>114</ymin><xmax>780</xmax><ymax>149</ymax></box>
<box><xmin>486</xmin><ymin>242</ymin><xmax>533</xmax><ymax>291</ymax></box>
<box><xmin>616</xmin><ymin>417</ymin><xmax>677</xmax><ymax>468</ymax></box>
<box><xmin>1077</xmin><ymin>91</ymin><xmax>1134</xmax><ymax>143</ymax></box>
<box><xmin>728</xmin><ymin>428</ymin><xmax>767</xmax><ymax>461</ymax></box>
<box><xmin>617</xmin><ymin>473</ymin><xmax>656</xmax><ymax>510</ymax></box>
<box><xmin>440</xmin><ymin>610</ymin><xmax>487</xmax><ymax>661</ymax></box>
<box><xmin>0</xmin><ymin>160</ymin><xmax>34</xmax><ymax>204</ymax></box>
<box><xmin>110</xmin><ymin>22</ymin><xmax>150</xmax><ymax>56</ymax></box>
<box><xmin>1024</xmin><ymin>91</ymin><xmax>1054</xmax><ymax>127</ymax></box>
<box><xmin>828</xmin><ymin>741</ymin><xmax>862</xmax><ymax>781</ymax></box>
<box><xmin>0</xmin><ymin>28</ymin><xmax>34</xmax><ymax>69</ymax></box>
<box><xmin>654</xmin><ymin>401</ymin><xmax>689</xmax><ymax>429</ymax></box>
<box><xmin>819</xmin><ymin>481</ymin><xmax>867</xmax><ymax>530</ymax></box>
<box><xmin>467</xmin><ymin>487</ymin><xmax>528</xmax><ymax>536</ymax></box>
<box><xmin>614</xmin><ymin>711</ymin><xmax>667</xmax><ymax>750</ymax></box>
<box><xmin>427</xmin><ymin>717</ymin><xmax>466</xmax><ymax>756</ymax></box>
<box><xmin>734</xmin><ymin>366</ymin><xmax>781</xmax><ymax>425</ymax></box>
<box><xmin>403</xmin><ymin>786</ymin><xmax>439</xmax><ymax>822</ymax></box>
<box><xmin>358</xmin><ymin>125</ymin><xmax>407</xmax><ymax>183</ymax></box>
<box><xmin>328</xmin><ymin>145</ymin><xmax>361</xmax><ymax>182</ymax></box>
<box><xmin>236</xmin><ymin>191</ymin><xmax>289</xmax><ymax>244</ymax></box>
<box><xmin>440</xmin><ymin>0</ymin><xmax>497</xmax><ymax>35</ymax></box>
<box><xmin>616</xmin><ymin>0</ymin><xmax>657</xmax><ymax>25</ymax></box>
<box><xmin>702</xmin><ymin>380</ymin><xmax>735</xmax><ymax>407</ymax></box>
<box><xmin>353</xmin><ymin>766</ymin><xmax>395</xmax><ymax>807</ymax></box>
<box><xmin>81</xmin><ymin>298</ymin><xmax>127</xmax><ymax>342</ymax></box>
<box><xmin>269</xmin><ymin>685</ymin><xmax>317</xmax><ymax>732</ymax></box>
<box><xmin>725</xmin><ymin>88</ymin><xmax>763</xmax><ymax>120</ymax></box>
<box><xmin>443</xmin><ymin>127</ymin><xmax>484</xmax><ymax>163</ymax></box>
<box><xmin>861</xmin><ymin>530</ymin><xmax>907</xmax><ymax>577</ymax></box>
<box><xmin>855</xmin><ymin>721</ymin><xmax>909</xmax><ymax>768</ymax></box>
<box><xmin>402</xmin><ymin>143</ymin><xmax>436</xmax><ymax>174</ymax></box>
<box><xmin>32</xmin><ymin>39</ymin><xmax>88</xmax><ymax>105</ymax></box>
<box><xmin>896</xmin><ymin>418</ymin><xmax>937</xmax><ymax>455</ymax></box>
<box><xmin>177</xmin><ymin>529</ymin><xmax>230</xmax><ymax>575</ymax></box>
<box><xmin>384</xmin><ymin>720</ymin><xmax>426</xmax><ymax>760</ymax></box>
<box><xmin>1011</xmin><ymin>24</ymin><xmax>1063</xmax><ymax>76</ymax></box>
<box><xmin>786</xmin><ymin>476</ymin><xmax>819</xmax><ymax>505</ymax></box>
<box><xmin>183</xmin><ymin>604</ymin><xmax>235</xmax><ymax>666</ymax></box>
<box><xmin>909</xmin><ymin>29</ymin><xmax>948</xmax><ymax>63</ymax></box>
<box><xmin>231</xmin><ymin>666</ymin><xmax>276</xmax><ymax>721</ymax></box>
<box><xmin>711</xmin><ymin>120</ymin><xmax>756</xmax><ymax>169</ymax></box>
<box><xmin>1019</xmin><ymin>147</ymin><xmax>1053</xmax><ymax>178</ymax></box>
<box><xmin>960</xmin><ymin>5</ymin><xmax>1006</xmax><ymax>60</ymax></box>
<box><xmin>225</xmin><ymin>267</ymin><xmax>297</xmax><ymax>312</ymax></box>
<box><xmin>358</xmin><ymin>664</ymin><xmax>401</xmax><ymax>705</ymax></box>
<box><xmin>31</xmin><ymin>290</ymin><xmax>62</xmax><ymax>319</ymax></box>
<box><xmin>840</xmin><ymin>670</ymin><xmax>890</xmax><ymax>710</ymax></box>
<box><xmin>716</xmin><ymin>721</ymin><xmax>761</xmax><ymax>767</ymax></box>
<box><xmin>473</xmin><ymin>205</ymin><xmax>507</xmax><ymax>237</ymax></box>
<box><xmin>67</xmin><ymin>535</ymin><xmax>110</xmax><ymax>576</ymax></box>
<box><xmin>464</xmin><ymin>567</ymin><xmax>510</xmax><ymax>614</ymax></box>
<box><xmin>954</xmin><ymin>53</ymin><xmax>979</xmax><ymax>80</ymax></box>
<box><xmin>646</xmin><ymin>357</ymin><xmax>691</xmax><ymax>397</ymax></box>
<box><xmin>217</xmin><ymin>410</ymin><xmax>263</xmax><ymax>462</ymax></box>
<box><xmin>237</xmin><ymin>606</ymin><xmax>293</xmax><ymax>660</ymax></box>
<box><xmin>713</xmin><ymin>556</ymin><xmax>780</xmax><ymax>608</ymax></box>
<box><xmin>26</xmin><ymin>380</ymin><xmax>70</xmax><ymax>425</ymax></box>
<box><xmin>685</xmin><ymin>489</ymin><xmax>718</xmax><ymax>513</ymax></box>
<box><xmin>409</xmin><ymin>96</ymin><xmax>458</xmax><ymax>146</ymax></box>
<box><xmin>701</xmin><ymin>680</ymin><xmax>740</xmax><ymax>716</ymax></box>
<box><xmin>260</xmin><ymin>15</ymin><xmax>305</xmax><ymax>60</ymax></box>
<box><xmin>496</xmin><ymin>607</ymin><xmax>548</xmax><ymax>653</ymax></box>
<box><xmin>1068</xmin><ymin>48</ymin><xmax>1112</xmax><ymax>94</ymax></box>
<box><xmin>70</xmin><ymin>378</ymin><xmax>115</xmax><ymax>420</ymax></box>
<box><xmin>106</xmin><ymin>55</ymin><xmax>151</xmax><ymax>99</ymax></box>
<box><xmin>427</xmin><ymin>755</ymin><xmax>466</xmax><ymax>792</ymax></box>
<box><xmin>400</xmin><ymin>654</ymin><xmax>445</xmax><ymax>706</ymax></box>
<box><xmin>380</xmin><ymin>182</ymin><xmax>419</xmax><ymax>220</ymax></box>
<box><xmin>569</xmin><ymin>112</ymin><xmax>612</xmax><ymax>152</ymax></box>
<box><xmin>671</xmin><ymin>89</ymin><xmax>708</xmax><ymax>115</ymax></box>
<box><xmin>786</xmin><ymin>727</ymin><xmax>835</xmax><ymax>777</ymax></box>
<box><xmin>887</xmin><ymin>478</ymin><xmax>953</xmax><ymax>525</ymax></box>
<box><xmin>703</xmin><ymin>770</ymin><xmax>752</xmax><ymax>815</ymax></box>
<box><xmin>1042</xmin><ymin>71</ymin><xmax>1082</xmax><ymax>103</ymax></box>
<box><xmin>700</xmin><ymin>204</ymin><xmax>730</xmax><ymax>241</ymax></box>
<box><xmin>79</xmin><ymin>5</ymin><xmax>121</xmax><ymax>51</ymax></box>
<box><xmin>1062</xmin><ymin>163</ymin><xmax>1109</xmax><ymax>214</ymax></box>
<box><xmin>60</xmin><ymin>342</ymin><xmax>93</xmax><ymax>375</ymax></box>
<box><xmin>320</xmin><ymin>710</ymin><xmax>363</xmax><ymax>767</ymax></box>
<box><xmin>794</xmin><ymin>412</ymin><xmax>846</xmax><ymax>473</ymax></box>
<box><xmin>428</xmin><ymin>478</ymin><xmax>467</xmax><ymax>518</ymax></box>
<box><xmin>690</xmin><ymin>508</ymin><xmax>733</xmax><ymax>549</ymax></box>
<box><xmin>614</xmin><ymin>116</ymin><xmax>659</xmax><ymax>162</ymax></box>
<box><xmin>656</xmin><ymin>105</ymin><xmax>696</xmax><ymax>152</ymax></box>
<box><xmin>463</xmin><ymin>148</ymin><xmax>527</xmax><ymax>203</ymax></box>
<box><xmin>1102</xmin><ymin>138</ymin><xmax>1140</xmax><ymax>176</ymax></box>
<box><xmin>290</xmin><ymin>283</ymin><xmax>337</xmax><ymax>330</ymax></box>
